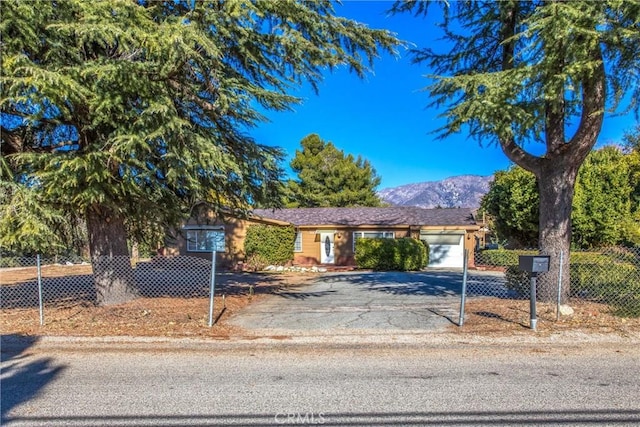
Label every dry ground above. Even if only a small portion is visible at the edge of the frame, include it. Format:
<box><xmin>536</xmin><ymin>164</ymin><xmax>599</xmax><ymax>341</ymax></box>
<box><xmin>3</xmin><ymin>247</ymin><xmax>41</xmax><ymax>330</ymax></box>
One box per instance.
<box><xmin>1</xmin><ymin>265</ymin><xmax>314</xmax><ymax>338</ymax></box>
<box><xmin>2</xmin><ymin>265</ymin><xmax>638</xmax><ymax>338</ymax></box>
<box><xmin>458</xmin><ymin>298</ymin><xmax>640</xmax><ymax>336</ymax></box>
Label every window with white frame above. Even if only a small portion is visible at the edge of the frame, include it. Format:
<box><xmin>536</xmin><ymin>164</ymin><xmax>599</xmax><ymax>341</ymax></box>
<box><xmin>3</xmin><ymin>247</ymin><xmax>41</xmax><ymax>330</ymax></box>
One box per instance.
<box><xmin>185</xmin><ymin>228</ymin><xmax>225</xmax><ymax>252</ymax></box>
<box><xmin>352</xmin><ymin>231</ymin><xmax>395</xmax><ymax>250</ymax></box>
<box><xmin>294</xmin><ymin>232</ymin><xmax>303</xmax><ymax>252</ymax></box>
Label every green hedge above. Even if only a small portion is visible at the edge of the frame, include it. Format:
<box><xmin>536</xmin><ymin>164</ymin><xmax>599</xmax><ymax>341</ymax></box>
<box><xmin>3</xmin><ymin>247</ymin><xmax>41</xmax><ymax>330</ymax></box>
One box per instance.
<box><xmin>355</xmin><ymin>238</ymin><xmax>428</xmax><ymax>271</ymax></box>
<box><xmin>569</xmin><ymin>252</ymin><xmax>640</xmax><ymax>317</ymax></box>
<box><xmin>496</xmin><ymin>248</ymin><xmax>640</xmax><ymax>317</ymax></box>
<box><xmin>244</xmin><ymin>224</ymin><xmax>296</xmax><ymax>268</ymax></box>
<box><xmin>0</xmin><ymin>257</ymin><xmax>27</xmax><ymax>268</ymax></box>
<box><xmin>477</xmin><ymin>249</ymin><xmax>537</xmax><ymax>267</ymax></box>
<box><xmin>482</xmin><ymin>248</ymin><xmax>638</xmax><ymax>268</ymax></box>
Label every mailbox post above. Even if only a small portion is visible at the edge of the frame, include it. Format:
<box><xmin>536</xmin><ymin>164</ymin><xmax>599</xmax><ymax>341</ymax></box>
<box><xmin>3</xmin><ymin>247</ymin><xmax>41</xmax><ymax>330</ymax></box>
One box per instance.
<box><xmin>518</xmin><ymin>255</ymin><xmax>550</xmax><ymax>331</ymax></box>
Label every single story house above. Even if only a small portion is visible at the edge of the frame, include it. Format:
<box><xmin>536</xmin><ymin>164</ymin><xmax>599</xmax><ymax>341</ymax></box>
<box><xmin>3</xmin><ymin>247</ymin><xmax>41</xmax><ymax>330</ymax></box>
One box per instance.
<box><xmin>167</xmin><ymin>206</ymin><xmax>484</xmax><ymax>269</ymax></box>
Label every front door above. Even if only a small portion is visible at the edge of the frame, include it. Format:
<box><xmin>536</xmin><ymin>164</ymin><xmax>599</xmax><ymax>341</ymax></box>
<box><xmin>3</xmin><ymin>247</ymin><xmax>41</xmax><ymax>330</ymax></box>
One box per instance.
<box><xmin>319</xmin><ymin>232</ymin><xmax>335</xmax><ymax>264</ymax></box>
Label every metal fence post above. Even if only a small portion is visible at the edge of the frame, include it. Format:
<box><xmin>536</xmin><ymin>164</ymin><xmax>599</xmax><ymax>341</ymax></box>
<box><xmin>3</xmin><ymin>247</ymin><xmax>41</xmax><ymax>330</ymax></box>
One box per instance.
<box><xmin>556</xmin><ymin>250</ymin><xmax>564</xmax><ymax>321</ymax></box>
<box><xmin>530</xmin><ymin>273</ymin><xmax>537</xmax><ymax>331</ymax></box>
<box><xmin>459</xmin><ymin>249</ymin><xmax>469</xmax><ymax>327</ymax></box>
<box><xmin>208</xmin><ymin>249</ymin><xmax>217</xmax><ymax>327</ymax></box>
<box><xmin>37</xmin><ymin>254</ymin><xmax>44</xmax><ymax>326</ymax></box>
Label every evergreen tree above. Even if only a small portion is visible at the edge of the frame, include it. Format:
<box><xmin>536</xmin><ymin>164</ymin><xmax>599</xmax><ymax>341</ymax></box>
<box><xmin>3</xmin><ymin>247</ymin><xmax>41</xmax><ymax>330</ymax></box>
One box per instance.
<box><xmin>623</xmin><ymin>124</ymin><xmax>640</xmax><ymax>152</ymax></box>
<box><xmin>623</xmin><ymin>124</ymin><xmax>640</xmax><ymax>244</ymax></box>
<box><xmin>482</xmin><ymin>146</ymin><xmax>636</xmax><ymax>249</ymax></box>
<box><xmin>1</xmin><ymin>0</ymin><xmax>398</xmax><ymax>304</ymax></box>
<box><xmin>573</xmin><ymin>146</ymin><xmax>633</xmax><ymax>248</ymax></box>
<box><xmin>284</xmin><ymin>134</ymin><xmax>382</xmax><ymax>207</ymax></box>
<box><xmin>393</xmin><ymin>1</ymin><xmax>640</xmax><ymax>301</ymax></box>
<box><xmin>480</xmin><ymin>167</ymin><xmax>539</xmax><ymax>248</ymax></box>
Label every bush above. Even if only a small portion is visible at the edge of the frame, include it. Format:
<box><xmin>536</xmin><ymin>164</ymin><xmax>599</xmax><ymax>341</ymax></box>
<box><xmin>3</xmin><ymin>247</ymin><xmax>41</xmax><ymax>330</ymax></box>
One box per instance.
<box><xmin>244</xmin><ymin>253</ymin><xmax>270</xmax><ymax>272</ymax></box>
<box><xmin>355</xmin><ymin>238</ymin><xmax>393</xmax><ymax>270</ymax></box>
<box><xmin>398</xmin><ymin>238</ymin><xmax>430</xmax><ymax>271</ymax></box>
<box><xmin>569</xmin><ymin>251</ymin><xmax>640</xmax><ymax>317</ymax></box>
<box><xmin>244</xmin><ymin>225</ymin><xmax>296</xmax><ymax>266</ymax></box>
<box><xmin>476</xmin><ymin>249</ymin><xmax>537</xmax><ymax>267</ymax></box>
<box><xmin>355</xmin><ymin>238</ymin><xmax>428</xmax><ymax>271</ymax></box>
<box><xmin>0</xmin><ymin>256</ymin><xmax>28</xmax><ymax>268</ymax></box>
<box><xmin>484</xmin><ymin>247</ymin><xmax>640</xmax><ymax>316</ymax></box>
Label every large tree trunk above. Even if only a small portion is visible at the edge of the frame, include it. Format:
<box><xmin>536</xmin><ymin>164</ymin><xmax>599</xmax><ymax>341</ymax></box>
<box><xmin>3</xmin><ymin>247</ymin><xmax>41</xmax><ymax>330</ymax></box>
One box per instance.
<box><xmin>537</xmin><ymin>160</ymin><xmax>579</xmax><ymax>303</ymax></box>
<box><xmin>493</xmin><ymin>0</ymin><xmax>606</xmax><ymax>306</ymax></box>
<box><xmin>86</xmin><ymin>205</ymin><xmax>138</xmax><ymax>305</ymax></box>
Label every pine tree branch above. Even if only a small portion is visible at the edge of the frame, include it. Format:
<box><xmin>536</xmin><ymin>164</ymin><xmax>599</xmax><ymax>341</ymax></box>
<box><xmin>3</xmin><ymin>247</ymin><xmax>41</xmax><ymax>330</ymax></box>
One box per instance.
<box><xmin>566</xmin><ymin>48</ymin><xmax>606</xmax><ymax>163</ymax></box>
<box><xmin>1</xmin><ymin>125</ymin><xmax>23</xmax><ymax>156</ymax></box>
<box><xmin>497</xmin><ymin>0</ymin><xmax>542</xmax><ymax>174</ymax></box>
<box><xmin>167</xmin><ymin>79</ymin><xmax>217</xmax><ymax>113</ymax></box>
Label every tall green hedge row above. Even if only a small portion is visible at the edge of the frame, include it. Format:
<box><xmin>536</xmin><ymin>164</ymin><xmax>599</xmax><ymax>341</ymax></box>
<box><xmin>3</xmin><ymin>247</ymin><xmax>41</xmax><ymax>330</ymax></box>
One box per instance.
<box><xmin>569</xmin><ymin>258</ymin><xmax>640</xmax><ymax>317</ymax></box>
<box><xmin>355</xmin><ymin>238</ymin><xmax>428</xmax><ymax>271</ymax></box>
<box><xmin>476</xmin><ymin>249</ymin><xmax>537</xmax><ymax>267</ymax></box>
<box><xmin>244</xmin><ymin>224</ymin><xmax>296</xmax><ymax>267</ymax></box>
<box><xmin>485</xmin><ymin>248</ymin><xmax>640</xmax><ymax>317</ymax></box>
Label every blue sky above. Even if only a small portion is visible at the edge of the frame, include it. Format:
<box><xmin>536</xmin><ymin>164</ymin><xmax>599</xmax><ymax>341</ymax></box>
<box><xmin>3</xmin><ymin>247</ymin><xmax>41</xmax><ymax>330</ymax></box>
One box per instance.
<box><xmin>251</xmin><ymin>1</ymin><xmax>638</xmax><ymax>190</ymax></box>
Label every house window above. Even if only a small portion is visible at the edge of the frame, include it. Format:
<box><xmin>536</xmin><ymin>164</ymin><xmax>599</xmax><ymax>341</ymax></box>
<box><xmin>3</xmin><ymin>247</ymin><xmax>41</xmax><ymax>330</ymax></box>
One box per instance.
<box><xmin>352</xmin><ymin>231</ymin><xmax>395</xmax><ymax>250</ymax></box>
<box><xmin>294</xmin><ymin>232</ymin><xmax>303</xmax><ymax>252</ymax></box>
<box><xmin>185</xmin><ymin>228</ymin><xmax>225</xmax><ymax>252</ymax></box>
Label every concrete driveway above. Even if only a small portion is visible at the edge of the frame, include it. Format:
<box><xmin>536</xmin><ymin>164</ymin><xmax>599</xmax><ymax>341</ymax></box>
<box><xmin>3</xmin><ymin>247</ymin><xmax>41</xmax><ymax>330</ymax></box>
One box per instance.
<box><xmin>228</xmin><ymin>271</ymin><xmax>464</xmax><ymax>333</ymax></box>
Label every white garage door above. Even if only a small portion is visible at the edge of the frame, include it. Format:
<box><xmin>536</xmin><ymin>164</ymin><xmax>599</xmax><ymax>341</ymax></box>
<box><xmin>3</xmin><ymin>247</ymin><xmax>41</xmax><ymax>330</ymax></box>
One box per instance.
<box><xmin>421</xmin><ymin>233</ymin><xmax>464</xmax><ymax>268</ymax></box>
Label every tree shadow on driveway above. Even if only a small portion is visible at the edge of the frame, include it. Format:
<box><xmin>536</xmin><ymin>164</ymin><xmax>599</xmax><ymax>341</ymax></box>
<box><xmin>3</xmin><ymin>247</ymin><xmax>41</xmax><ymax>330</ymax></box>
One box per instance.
<box><xmin>274</xmin><ymin>289</ymin><xmax>339</xmax><ymax>300</ymax></box>
<box><xmin>321</xmin><ymin>271</ymin><xmax>464</xmax><ymax>298</ymax></box>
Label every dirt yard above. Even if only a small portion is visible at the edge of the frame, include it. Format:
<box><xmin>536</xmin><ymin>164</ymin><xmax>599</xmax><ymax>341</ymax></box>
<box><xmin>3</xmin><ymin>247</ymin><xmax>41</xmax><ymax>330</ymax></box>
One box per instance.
<box><xmin>2</xmin><ymin>265</ymin><xmax>639</xmax><ymax>338</ymax></box>
<box><xmin>458</xmin><ymin>298</ymin><xmax>640</xmax><ymax>336</ymax></box>
<box><xmin>1</xmin><ymin>265</ymin><xmax>315</xmax><ymax>338</ymax></box>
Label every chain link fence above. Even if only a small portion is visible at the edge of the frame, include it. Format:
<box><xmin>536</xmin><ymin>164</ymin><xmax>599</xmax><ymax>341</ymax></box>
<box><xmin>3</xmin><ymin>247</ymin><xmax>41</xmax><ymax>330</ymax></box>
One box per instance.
<box><xmin>466</xmin><ymin>246</ymin><xmax>640</xmax><ymax>319</ymax></box>
<box><xmin>1</xmin><ymin>255</ymin><xmax>219</xmax><ymax>326</ymax></box>
<box><xmin>3</xmin><ymin>247</ymin><xmax>639</xmax><ymax>333</ymax></box>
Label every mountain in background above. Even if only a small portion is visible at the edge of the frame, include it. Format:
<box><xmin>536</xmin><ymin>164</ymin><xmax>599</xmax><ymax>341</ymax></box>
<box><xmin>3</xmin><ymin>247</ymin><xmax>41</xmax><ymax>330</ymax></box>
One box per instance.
<box><xmin>379</xmin><ymin>175</ymin><xmax>493</xmax><ymax>209</ymax></box>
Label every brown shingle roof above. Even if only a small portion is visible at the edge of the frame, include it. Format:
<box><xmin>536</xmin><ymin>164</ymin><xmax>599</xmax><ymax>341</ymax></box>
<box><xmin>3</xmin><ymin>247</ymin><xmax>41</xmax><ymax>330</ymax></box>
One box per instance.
<box><xmin>252</xmin><ymin>207</ymin><xmax>477</xmax><ymax>227</ymax></box>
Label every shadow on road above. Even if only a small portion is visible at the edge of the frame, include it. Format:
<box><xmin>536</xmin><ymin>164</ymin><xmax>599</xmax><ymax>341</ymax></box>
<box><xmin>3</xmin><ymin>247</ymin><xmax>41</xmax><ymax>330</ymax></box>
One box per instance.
<box><xmin>1</xmin><ymin>334</ymin><xmax>66</xmax><ymax>423</ymax></box>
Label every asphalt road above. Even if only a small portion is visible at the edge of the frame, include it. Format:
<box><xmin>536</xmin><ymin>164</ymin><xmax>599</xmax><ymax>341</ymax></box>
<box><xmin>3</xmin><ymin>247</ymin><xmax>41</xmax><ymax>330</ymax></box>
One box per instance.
<box><xmin>2</xmin><ymin>340</ymin><xmax>639</xmax><ymax>426</ymax></box>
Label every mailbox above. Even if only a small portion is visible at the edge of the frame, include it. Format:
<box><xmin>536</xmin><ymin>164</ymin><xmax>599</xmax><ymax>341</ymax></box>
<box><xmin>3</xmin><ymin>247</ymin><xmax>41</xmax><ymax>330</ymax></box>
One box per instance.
<box><xmin>518</xmin><ymin>255</ymin><xmax>550</xmax><ymax>273</ymax></box>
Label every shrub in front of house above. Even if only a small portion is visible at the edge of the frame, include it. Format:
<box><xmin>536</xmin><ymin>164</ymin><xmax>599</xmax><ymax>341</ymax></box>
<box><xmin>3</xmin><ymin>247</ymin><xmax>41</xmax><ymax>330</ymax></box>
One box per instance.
<box><xmin>244</xmin><ymin>224</ymin><xmax>296</xmax><ymax>268</ymax></box>
<box><xmin>397</xmin><ymin>238</ymin><xmax>430</xmax><ymax>271</ymax></box>
<box><xmin>355</xmin><ymin>238</ymin><xmax>396</xmax><ymax>270</ymax></box>
<box><xmin>355</xmin><ymin>238</ymin><xmax>428</xmax><ymax>271</ymax></box>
